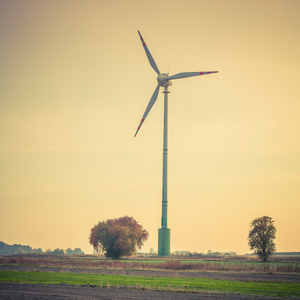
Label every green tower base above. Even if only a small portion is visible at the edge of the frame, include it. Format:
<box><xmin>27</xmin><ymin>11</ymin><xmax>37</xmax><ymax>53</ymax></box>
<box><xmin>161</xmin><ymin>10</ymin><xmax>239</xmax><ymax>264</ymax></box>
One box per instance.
<box><xmin>158</xmin><ymin>228</ymin><xmax>170</xmax><ymax>256</ymax></box>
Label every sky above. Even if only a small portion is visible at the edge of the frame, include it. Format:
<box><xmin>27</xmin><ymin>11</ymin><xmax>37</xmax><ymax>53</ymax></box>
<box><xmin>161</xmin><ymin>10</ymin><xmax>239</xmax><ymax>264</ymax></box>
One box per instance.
<box><xmin>0</xmin><ymin>0</ymin><xmax>299</xmax><ymax>255</ymax></box>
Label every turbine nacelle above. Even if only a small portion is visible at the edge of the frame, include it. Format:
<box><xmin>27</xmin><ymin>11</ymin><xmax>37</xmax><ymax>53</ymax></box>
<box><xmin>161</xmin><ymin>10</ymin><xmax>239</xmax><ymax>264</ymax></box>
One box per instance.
<box><xmin>157</xmin><ymin>73</ymin><xmax>172</xmax><ymax>87</ymax></box>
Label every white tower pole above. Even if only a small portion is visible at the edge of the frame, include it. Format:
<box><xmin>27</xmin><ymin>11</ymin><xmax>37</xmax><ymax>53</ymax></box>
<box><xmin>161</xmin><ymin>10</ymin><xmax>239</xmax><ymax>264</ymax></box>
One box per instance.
<box><xmin>158</xmin><ymin>85</ymin><xmax>171</xmax><ymax>256</ymax></box>
<box><xmin>162</xmin><ymin>85</ymin><xmax>169</xmax><ymax>228</ymax></box>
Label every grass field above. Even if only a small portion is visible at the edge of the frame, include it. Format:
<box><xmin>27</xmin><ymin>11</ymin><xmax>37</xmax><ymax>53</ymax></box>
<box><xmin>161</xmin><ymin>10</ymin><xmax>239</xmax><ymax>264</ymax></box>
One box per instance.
<box><xmin>1</xmin><ymin>255</ymin><xmax>299</xmax><ymax>273</ymax></box>
<box><xmin>0</xmin><ymin>270</ymin><xmax>299</xmax><ymax>298</ymax></box>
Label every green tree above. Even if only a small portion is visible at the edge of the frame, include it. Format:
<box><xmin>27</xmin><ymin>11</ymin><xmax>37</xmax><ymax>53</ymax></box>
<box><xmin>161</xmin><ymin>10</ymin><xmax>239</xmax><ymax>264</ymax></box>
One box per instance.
<box><xmin>65</xmin><ymin>247</ymin><xmax>73</xmax><ymax>255</ymax></box>
<box><xmin>65</xmin><ymin>247</ymin><xmax>84</xmax><ymax>255</ymax></box>
<box><xmin>51</xmin><ymin>248</ymin><xmax>65</xmax><ymax>255</ymax></box>
<box><xmin>248</xmin><ymin>216</ymin><xmax>276</xmax><ymax>262</ymax></box>
<box><xmin>89</xmin><ymin>216</ymin><xmax>149</xmax><ymax>259</ymax></box>
<box><xmin>72</xmin><ymin>248</ymin><xmax>85</xmax><ymax>255</ymax></box>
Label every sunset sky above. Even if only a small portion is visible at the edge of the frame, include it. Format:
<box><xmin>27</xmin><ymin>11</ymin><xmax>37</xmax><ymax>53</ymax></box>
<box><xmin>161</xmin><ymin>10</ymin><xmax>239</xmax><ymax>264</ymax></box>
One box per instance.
<box><xmin>1</xmin><ymin>0</ymin><xmax>299</xmax><ymax>254</ymax></box>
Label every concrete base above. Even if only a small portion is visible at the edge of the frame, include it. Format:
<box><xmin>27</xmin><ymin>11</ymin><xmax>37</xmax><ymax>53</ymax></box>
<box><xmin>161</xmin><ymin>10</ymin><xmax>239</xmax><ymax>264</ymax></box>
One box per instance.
<box><xmin>158</xmin><ymin>228</ymin><xmax>170</xmax><ymax>256</ymax></box>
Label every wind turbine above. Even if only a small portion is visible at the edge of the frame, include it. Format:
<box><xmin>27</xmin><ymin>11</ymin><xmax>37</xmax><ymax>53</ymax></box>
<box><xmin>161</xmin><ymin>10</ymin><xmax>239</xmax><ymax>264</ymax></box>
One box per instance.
<box><xmin>134</xmin><ymin>31</ymin><xmax>218</xmax><ymax>256</ymax></box>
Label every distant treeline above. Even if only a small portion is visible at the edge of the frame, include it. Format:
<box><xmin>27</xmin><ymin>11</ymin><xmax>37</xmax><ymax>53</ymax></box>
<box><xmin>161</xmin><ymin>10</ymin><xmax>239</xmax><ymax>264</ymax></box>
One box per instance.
<box><xmin>139</xmin><ymin>249</ymin><xmax>239</xmax><ymax>256</ymax></box>
<box><xmin>274</xmin><ymin>252</ymin><xmax>300</xmax><ymax>256</ymax></box>
<box><xmin>172</xmin><ymin>251</ymin><xmax>238</xmax><ymax>256</ymax></box>
<box><xmin>138</xmin><ymin>250</ymin><xmax>300</xmax><ymax>257</ymax></box>
<box><xmin>0</xmin><ymin>242</ymin><xmax>85</xmax><ymax>255</ymax></box>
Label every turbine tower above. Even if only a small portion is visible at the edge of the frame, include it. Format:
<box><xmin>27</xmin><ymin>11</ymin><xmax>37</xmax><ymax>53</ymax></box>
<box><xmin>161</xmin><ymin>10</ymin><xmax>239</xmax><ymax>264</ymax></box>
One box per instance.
<box><xmin>134</xmin><ymin>31</ymin><xmax>218</xmax><ymax>256</ymax></box>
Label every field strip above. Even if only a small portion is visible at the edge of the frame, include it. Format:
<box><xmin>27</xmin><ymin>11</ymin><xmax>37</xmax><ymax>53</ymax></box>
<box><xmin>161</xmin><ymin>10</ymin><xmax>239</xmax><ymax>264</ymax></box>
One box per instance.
<box><xmin>0</xmin><ymin>265</ymin><xmax>299</xmax><ymax>283</ymax></box>
<box><xmin>0</xmin><ymin>270</ymin><xmax>299</xmax><ymax>298</ymax></box>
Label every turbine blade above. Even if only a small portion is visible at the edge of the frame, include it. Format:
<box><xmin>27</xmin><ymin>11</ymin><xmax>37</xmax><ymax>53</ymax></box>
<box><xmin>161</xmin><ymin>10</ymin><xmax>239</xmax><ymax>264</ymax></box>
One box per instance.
<box><xmin>134</xmin><ymin>84</ymin><xmax>160</xmax><ymax>137</ymax></box>
<box><xmin>138</xmin><ymin>31</ymin><xmax>160</xmax><ymax>75</ymax></box>
<box><xmin>167</xmin><ymin>71</ymin><xmax>218</xmax><ymax>80</ymax></box>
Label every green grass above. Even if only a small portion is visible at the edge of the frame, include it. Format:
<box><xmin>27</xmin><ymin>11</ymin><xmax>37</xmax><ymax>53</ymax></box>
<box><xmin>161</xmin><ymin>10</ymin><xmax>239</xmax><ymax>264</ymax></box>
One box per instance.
<box><xmin>119</xmin><ymin>259</ymin><xmax>300</xmax><ymax>273</ymax></box>
<box><xmin>0</xmin><ymin>271</ymin><xmax>299</xmax><ymax>298</ymax></box>
<box><xmin>2</xmin><ymin>255</ymin><xmax>299</xmax><ymax>273</ymax></box>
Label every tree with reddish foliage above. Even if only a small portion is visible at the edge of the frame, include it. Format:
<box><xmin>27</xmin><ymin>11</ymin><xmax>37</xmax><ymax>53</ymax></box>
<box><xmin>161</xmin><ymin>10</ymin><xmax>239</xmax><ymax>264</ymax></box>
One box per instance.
<box><xmin>89</xmin><ymin>216</ymin><xmax>149</xmax><ymax>259</ymax></box>
<box><xmin>248</xmin><ymin>216</ymin><xmax>276</xmax><ymax>262</ymax></box>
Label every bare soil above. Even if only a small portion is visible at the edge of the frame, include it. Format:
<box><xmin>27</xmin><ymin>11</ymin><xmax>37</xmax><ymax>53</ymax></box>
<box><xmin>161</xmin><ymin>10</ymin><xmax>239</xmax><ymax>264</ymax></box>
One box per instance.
<box><xmin>0</xmin><ymin>282</ymin><xmax>284</xmax><ymax>300</ymax></box>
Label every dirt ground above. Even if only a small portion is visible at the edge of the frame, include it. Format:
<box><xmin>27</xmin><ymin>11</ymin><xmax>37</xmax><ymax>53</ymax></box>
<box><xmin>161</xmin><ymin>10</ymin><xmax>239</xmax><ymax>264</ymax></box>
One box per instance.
<box><xmin>0</xmin><ymin>282</ymin><xmax>284</xmax><ymax>300</ymax></box>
